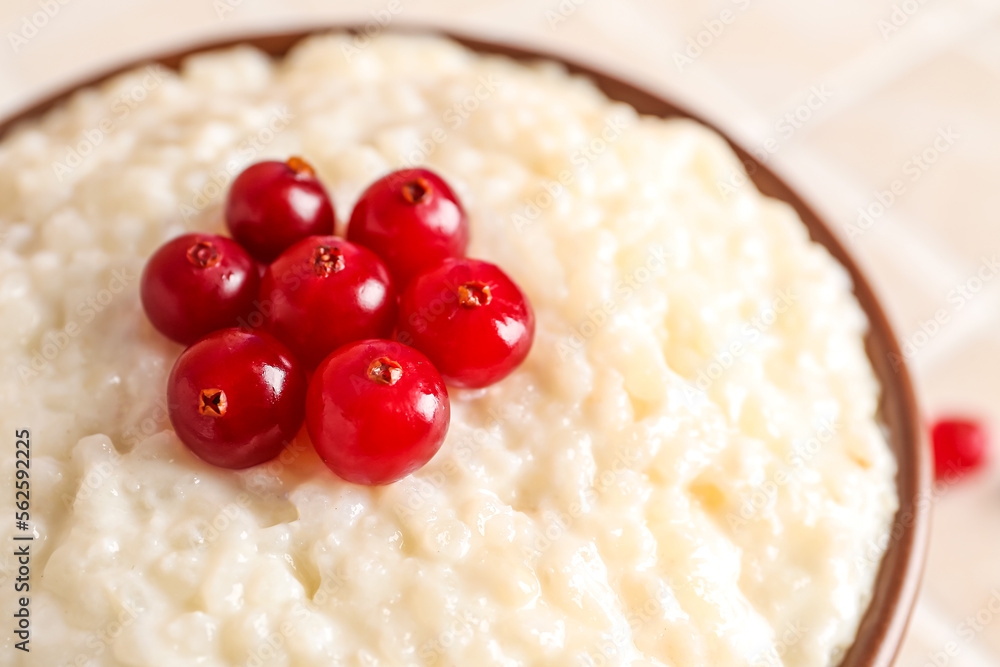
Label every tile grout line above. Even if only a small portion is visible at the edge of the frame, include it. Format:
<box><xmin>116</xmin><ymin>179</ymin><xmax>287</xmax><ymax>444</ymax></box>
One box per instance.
<box><xmin>775</xmin><ymin>3</ymin><xmax>1000</xmax><ymax>141</ymax></box>
<box><xmin>764</xmin><ymin>144</ymin><xmax>1000</xmax><ymax>371</ymax></box>
<box><xmin>915</xmin><ymin>282</ymin><xmax>1000</xmax><ymax>376</ymax></box>
<box><xmin>574</xmin><ymin>2</ymin><xmax>1000</xmax><ymax>153</ymax></box>
<box><xmin>911</xmin><ymin>600</ymin><xmax>1000</xmax><ymax>667</ymax></box>
<box><xmin>573</xmin><ymin>4</ymin><xmax>773</xmax><ymax>138</ymax></box>
<box><xmin>768</xmin><ymin>145</ymin><xmax>969</xmax><ymax>276</ymax></box>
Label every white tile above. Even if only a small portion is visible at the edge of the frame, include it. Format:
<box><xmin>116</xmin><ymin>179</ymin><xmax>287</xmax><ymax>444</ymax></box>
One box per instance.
<box><xmin>901</xmin><ymin>602</ymin><xmax>1000</xmax><ymax>667</ymax></box>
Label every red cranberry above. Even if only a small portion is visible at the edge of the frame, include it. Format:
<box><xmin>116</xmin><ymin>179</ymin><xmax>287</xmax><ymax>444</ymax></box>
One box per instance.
<box><xmin>347</xmin><ymin>168</ymin><xmax>468</xmax><ymax>286</ymax></box>
<box><xmin>932</xmin><ymin>417</ymin><xmax>990</xmax><ymax>482</ymax></box>
<box><xmin>396</xmin><ymin>258</ymin><xmax>534</xmax><ymax>388</ymax></box>
<box><xmin>225</xmin><ymin>157</ymin><xmax>335</xmax><ymax>263</ymax></box>
<box><xmin>260</xmin><ymin>236</ymin><xmax>397</xmax><ymax>367</ymax></box>
<box><xmin>141</xmin><ymin>233</ymin><xmax>259</xmax><ymax>344</ymax></box>
<box><xmin>167</xmin><ymin>328</ymin><xmax>307</xmax><ymax>469</ymax></box>
<box><xmin>306</xmin><ymin>339</ymin><xmax>450</xmax><ymax>485</ymax></box>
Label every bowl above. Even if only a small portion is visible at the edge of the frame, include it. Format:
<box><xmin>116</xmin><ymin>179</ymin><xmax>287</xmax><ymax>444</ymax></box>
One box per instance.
<box><xmin>0</xmin><ymin>25</ymin><xmax>930</xmax><ymax>667</ymax></box>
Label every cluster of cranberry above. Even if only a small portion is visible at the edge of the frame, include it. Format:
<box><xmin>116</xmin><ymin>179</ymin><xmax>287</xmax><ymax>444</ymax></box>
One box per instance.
<box><xmin>141</xmin><ymin>158</ymin><xmax>534</xmax><ymax>485</ymax></box>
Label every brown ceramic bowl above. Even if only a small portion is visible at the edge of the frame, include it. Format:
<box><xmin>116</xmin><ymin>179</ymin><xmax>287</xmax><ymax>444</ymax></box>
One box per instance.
<box><xmin>0</xmin><ymin>26</ymin><xmax>930</xmax><ymax>667</ymax></box>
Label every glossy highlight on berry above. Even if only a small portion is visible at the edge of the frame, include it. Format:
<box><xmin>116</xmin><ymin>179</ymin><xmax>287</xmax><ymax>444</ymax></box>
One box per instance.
<box><xmin>141</xmin><ymin>233</ymin><xmax>260</xmax><ymax>345</ymax></box>
<box><xmin>168</xmin><ymin>328</ymin><xmax>308</xmax><ymax>469</ymax></box>
<box><xmin>348</xmin><ymin>168</ymin><xmax>469</xmax><ymax>287</ymax></box>
<box><xmin>260</xmin><ymin>236</ymin><xmax>397</xmax><ymax>367</ymax></box>
<box><xmin>397</xmin><ymin>258</ymin><xmax>535</xmax><ymax>389</ymax></box>
<box><xmin>225</xmin><ymin>157</ymin><xmax>336</xmax><ymax>263</ymax></box>
<box><xmin>306</xmin><ymin>339</ymin><xmax>450</xmax><ymax>486</ymax></box>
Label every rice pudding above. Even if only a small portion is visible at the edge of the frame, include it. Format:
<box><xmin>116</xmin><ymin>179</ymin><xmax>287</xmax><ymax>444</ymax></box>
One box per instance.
<box><xmin>0</xmin><ymin>33</ymin><xmax>897</xmax><ymax>667</ymax></box>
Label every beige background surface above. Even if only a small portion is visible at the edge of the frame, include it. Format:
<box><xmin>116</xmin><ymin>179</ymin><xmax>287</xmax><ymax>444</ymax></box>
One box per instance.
<box><xmin>2</xmin><ymin>1</ymin><xmax>999</xmax><ymax>665</ymax></box>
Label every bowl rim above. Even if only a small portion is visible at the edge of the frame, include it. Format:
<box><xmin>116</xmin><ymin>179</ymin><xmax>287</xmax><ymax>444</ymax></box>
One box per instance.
<box><xmin>0</xmin><ymin>25</ymin><xmax>930</xmax><ymax>667</ymax></box>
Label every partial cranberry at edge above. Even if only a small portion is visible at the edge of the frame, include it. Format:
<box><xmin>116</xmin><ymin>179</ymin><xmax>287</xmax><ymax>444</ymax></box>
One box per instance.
<box><xmin>141</xmin><ymin>233</ymin><xmax>260</xmax><ymax>345</ymax></box>
<box><xmin>306</xmin><ymin>339</ymin><xmax>450</xmax><ymax>485</ymax></box>
<box><xmin>932</xmin><ymin>417</ymin><xmax>990</xmax><ymax>482</ymax></box>
<box><xmin>225</xmin><ymin>157</ymin><xmax>336</xmax><ymax>263</ymax></box>
<box><xmin>347</xmin><ymin>168</ymin><xmax>469</xmax><ymax>287</ymax></box>
<box><xmin>260</xmin><ymin>236</ymin><xmax>397</xmax><ymax>368</ymax></box>
<box><xmin>396</xmin><ymin>258</ymin><xmax>535</xmax><ymax>389</ymax></box>
<box><xmin>167</xmin><ymin>328</ymin><xmax>308</xmax><ymax>469</ymax></box>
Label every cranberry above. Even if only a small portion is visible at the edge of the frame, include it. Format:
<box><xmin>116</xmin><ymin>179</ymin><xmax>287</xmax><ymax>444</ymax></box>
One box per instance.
<box><xmin>260</xmin><ymin>236</ymin><xmax>397</xmax><ymax>367</ymax></box>
<box><xmin>225</xmin><ymin>157</ymin><xmax>336</xmax><ymax>263</ymax></box>
<box><xmin>396</xmin><ymin>258</ymin><xmax>534</xmax><ymax>388</ymax></box>
<box><xmin>306</xmin><ymin>339</ymin><xmax>450</xmax><ymax>485</ymax></box>
<box><xmin>167</xmin><ymin>329</ymin><xmax>307</xmax><ymax>469</ymax></box>
<box><xmin>141</xmin><ymin>233</ymin><xmax>259</xmax><ymax>344</ymax></box>
<box><xmin>932</xmin><ymin>417</ymin><xmax>990</xmax><ymax>482</ymax></box>
<box><xmin>347</xmin><ymin>168</ymin><xmax>468</xmax><ymax>286</ymax></box>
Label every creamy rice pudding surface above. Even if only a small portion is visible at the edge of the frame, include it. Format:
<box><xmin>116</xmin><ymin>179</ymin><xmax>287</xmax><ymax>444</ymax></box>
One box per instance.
<box><xmin>0</xmin><ymin>34</ymin><xmax>897</xmax><ymax>667</ymax></box>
